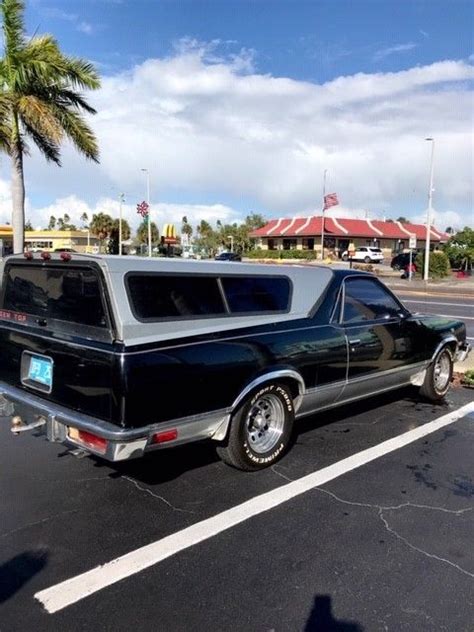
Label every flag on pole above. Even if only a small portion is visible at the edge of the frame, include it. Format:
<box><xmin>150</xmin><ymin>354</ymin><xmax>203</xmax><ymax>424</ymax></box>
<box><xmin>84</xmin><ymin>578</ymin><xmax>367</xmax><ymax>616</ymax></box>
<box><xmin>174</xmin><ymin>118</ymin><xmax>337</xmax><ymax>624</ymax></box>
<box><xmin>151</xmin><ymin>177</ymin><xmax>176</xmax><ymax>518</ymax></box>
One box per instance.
<box><xmin>323</xmin><ymin>193</ymin><xmax>339</xmax><ymax>211</ymax></box>
<box><xmin>136</xmin><ymin>200</ymin><xmax>149</xmax><ymax>220</ymax></box>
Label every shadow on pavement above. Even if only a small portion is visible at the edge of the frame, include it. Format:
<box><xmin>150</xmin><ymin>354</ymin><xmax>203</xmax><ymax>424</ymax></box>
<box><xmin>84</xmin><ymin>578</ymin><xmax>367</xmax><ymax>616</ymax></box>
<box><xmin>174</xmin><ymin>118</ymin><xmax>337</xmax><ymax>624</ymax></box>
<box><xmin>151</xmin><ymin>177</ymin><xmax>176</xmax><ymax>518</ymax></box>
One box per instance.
<box><xmin>0</xmin><ymin>550</ymin><xmax>48</xmax><ymax>603</ymax></box>
<box><xmin>304</xmin><ymin>595</ymin><xmax>364</xmax><ymax>631</ymax></box>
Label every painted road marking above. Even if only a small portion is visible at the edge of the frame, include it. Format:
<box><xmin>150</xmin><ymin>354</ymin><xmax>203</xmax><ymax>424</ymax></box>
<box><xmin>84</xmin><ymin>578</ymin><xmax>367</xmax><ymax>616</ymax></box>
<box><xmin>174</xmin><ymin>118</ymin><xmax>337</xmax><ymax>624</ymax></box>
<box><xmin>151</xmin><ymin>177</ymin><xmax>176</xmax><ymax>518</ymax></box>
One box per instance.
<box><xmin>402</xmin><ymin>300</ymin><xmax>472</xmax><ymax>308</ymax></box>
<box><xmin>35</xmin><ymin>402</ymin><xmax>474</xmax><ymax>614</ymax></box>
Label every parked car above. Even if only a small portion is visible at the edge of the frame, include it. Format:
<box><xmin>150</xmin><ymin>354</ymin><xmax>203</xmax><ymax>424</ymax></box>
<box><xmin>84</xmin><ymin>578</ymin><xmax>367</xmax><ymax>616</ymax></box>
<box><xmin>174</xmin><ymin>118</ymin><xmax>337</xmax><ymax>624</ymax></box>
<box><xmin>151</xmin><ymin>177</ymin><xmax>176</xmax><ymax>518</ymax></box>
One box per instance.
<box><xmin>342</xmin><ymin>247</ymin><xmax>384</xmax><ymax>263</ymax></box>
<box><xmin>0</xmin><ymin>254</ymin><xmax>469</xmax><ymax>471</ymax></box>
<box><xmin>215</xmin><ymin>251</ymin><xmax>242</xmax><ymax>262</ymax></box>
<box><xmin>391</xmin><ymin>252</ymin><xmax>417</xmax><ymax>271</ymax></box>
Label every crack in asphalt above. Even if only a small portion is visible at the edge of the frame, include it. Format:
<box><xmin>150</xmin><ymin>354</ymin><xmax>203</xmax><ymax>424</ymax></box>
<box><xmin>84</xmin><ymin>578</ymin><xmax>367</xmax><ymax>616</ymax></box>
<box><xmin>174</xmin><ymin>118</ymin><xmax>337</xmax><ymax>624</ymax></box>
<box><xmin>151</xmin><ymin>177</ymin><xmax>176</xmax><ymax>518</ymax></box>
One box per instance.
<box><xmin>314</xmin><ymin>487</ymin><xmax>474</xmax><ymax>579</ymax></box>
<box><xmin>0</xmin><ymin>508</ymin><xmax>80</xmax><ymax>540</ymax></box>
<box><xmin>121</xmin><ymin>475</ymin><xmax>195</xmax><ymax>514</ymax></box>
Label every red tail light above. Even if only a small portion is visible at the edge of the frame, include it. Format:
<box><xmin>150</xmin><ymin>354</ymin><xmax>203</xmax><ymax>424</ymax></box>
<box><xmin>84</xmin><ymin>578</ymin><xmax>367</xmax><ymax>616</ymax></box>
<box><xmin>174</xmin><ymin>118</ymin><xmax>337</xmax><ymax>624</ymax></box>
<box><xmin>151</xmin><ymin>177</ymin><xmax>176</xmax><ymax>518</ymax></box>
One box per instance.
<box><xmin>76</xmin><ymin>430</ymin><xmax>107</xmax><ymax>454</ymax></box>
<box><xmin>151</xmin><ymin>429</ymin><xmax>178</xmax><ymax>444</ymax></box>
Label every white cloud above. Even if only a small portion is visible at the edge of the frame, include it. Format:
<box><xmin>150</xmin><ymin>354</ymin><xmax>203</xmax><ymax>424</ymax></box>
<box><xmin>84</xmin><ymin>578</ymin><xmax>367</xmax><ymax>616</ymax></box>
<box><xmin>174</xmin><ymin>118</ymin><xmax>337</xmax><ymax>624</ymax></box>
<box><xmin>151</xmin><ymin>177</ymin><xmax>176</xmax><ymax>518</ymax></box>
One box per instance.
<box><xmin>4</xmin><ymin>48</ymin><xmax>473</xmax><ymax>233</ymax></box>
<box><xmin>373</xmin><ymin>42</ymin><xmax>418</xmax><ymax>61</ymax></box>
<box><xmin>77</xmin><ymin>21</ymin><xmax>94</xmax><ymax>35</ymax></box>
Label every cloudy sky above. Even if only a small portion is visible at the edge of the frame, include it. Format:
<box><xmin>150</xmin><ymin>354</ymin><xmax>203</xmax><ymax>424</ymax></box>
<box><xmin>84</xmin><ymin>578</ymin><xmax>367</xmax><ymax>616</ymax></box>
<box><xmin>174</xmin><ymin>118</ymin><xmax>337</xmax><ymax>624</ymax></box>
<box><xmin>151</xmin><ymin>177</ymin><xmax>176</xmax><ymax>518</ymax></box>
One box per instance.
<box><xmin>0</xmin><ymin>0</ymin><xmax>472</xmax><ymax>232</ymax></box>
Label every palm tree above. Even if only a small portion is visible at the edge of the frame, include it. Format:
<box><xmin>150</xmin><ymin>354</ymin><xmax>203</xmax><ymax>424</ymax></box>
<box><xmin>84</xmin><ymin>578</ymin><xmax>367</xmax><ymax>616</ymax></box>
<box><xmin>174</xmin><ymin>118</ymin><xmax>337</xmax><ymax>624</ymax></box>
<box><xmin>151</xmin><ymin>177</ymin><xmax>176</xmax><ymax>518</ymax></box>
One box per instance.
<box><xmin>0</xmin><ymin>0</ymin><xmax>100</xmax><ymax>253</ymax></box>
<box><xmin>90</xmin><ymin>212</ymin><xmax>113</xmax><ymax>253</ymax></box>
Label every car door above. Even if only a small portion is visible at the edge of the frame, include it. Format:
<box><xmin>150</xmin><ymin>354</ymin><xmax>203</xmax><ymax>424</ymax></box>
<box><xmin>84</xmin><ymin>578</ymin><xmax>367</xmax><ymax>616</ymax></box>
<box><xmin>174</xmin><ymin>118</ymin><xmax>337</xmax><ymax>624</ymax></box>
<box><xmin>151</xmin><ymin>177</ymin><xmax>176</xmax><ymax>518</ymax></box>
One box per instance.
<box><xmin>335</xmin><ymin>277</ymin><xmax>424</xmax><ymax>402</ymax></box>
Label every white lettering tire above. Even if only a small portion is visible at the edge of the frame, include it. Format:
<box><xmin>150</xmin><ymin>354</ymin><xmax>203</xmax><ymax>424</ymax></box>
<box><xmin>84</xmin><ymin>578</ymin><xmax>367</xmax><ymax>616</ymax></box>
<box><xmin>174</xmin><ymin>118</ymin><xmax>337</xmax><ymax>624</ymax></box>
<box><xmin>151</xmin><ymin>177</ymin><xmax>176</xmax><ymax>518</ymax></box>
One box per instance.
<box><xmin>217</xmin><ymin>383</ymin><xmax>295</xmax><ymax>471</ymax></box>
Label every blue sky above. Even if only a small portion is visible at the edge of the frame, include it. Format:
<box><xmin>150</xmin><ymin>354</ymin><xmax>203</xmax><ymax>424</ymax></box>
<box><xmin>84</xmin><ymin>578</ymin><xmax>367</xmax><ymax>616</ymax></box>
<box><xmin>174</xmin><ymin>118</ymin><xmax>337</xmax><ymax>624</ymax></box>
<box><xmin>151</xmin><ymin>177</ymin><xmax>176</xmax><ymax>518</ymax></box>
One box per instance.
<box><xmin>0</xmin><ymin>0</ymin><xmax>472</xmax><ymax>231</ymax></box>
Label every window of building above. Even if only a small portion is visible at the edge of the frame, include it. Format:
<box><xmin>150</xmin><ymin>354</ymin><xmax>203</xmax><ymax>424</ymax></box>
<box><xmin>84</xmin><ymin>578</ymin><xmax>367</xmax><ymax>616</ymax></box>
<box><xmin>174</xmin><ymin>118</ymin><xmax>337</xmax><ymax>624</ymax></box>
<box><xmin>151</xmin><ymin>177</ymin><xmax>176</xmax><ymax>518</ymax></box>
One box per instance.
<box><xmin>302</xmin><ymin>238</ymin><xmax>314</xmax><ymax>250</ymax></box>
<box><xmin>267</xmin><ymin>239</ymin><xmax>275</xmax><ymax>250</ymax></box>
<box><xmin>282</xmin><ymin>239</ymin><xmax>296</xmax><ymax>250</ymax></box>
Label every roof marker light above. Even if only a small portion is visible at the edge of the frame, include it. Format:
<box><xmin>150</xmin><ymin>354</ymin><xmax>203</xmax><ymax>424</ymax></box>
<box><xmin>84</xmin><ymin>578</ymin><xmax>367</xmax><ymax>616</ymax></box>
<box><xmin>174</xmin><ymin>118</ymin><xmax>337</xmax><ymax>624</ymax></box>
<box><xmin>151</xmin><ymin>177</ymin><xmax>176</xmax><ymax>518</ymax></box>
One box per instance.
<box><xmin>24</xmin><ymin>252</ymin><xmax>33</xmax><ymax>260</ymax></box>
<box><xmin>40</xmin><ymin>251</ymin><xmax>51</xmax><ymax>261</ymax></box>
<box><xmin>60</xmin><ymin>252</ymin><xmax>72</xmax><ymax>262</ymax></box>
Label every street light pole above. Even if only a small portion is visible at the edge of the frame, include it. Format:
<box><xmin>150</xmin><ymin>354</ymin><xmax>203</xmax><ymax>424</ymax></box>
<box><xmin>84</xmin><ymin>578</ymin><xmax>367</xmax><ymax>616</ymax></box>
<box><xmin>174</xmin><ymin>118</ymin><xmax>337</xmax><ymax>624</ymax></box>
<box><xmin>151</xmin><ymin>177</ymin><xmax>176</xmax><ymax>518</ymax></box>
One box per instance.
<box><xmin>118</xmin><ymin>193</ymin><xmax>125</xmax><ymax>256</ymax></box>
<box><xmin>424</xmin><ymin>138</ymin><xmax>435</xmax><ymax>281</ymax></box>
<box><xmin>321</xmin><ymin>169</ymin><xmax>328</xmax><ymax>260</ymax></box>
<box><xmin>141</xmin><ymin>169</ymin><xmax>151</xmax><ymax>257</ymax></box>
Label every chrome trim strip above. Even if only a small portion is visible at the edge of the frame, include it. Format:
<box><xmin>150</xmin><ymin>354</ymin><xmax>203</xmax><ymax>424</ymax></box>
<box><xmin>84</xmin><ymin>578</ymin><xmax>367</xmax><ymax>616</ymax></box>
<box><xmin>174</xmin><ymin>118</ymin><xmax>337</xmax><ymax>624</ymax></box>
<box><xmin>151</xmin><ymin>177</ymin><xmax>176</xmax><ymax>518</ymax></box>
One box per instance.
<box><xmin>431</xmin><ymin>336</ymin><xmax>458</xmax><ymax>361</ymax></box>
<box><xmin>231</xmin><ymin>369</ymin><xmax>306</xmax><ymax>413</ymax></box>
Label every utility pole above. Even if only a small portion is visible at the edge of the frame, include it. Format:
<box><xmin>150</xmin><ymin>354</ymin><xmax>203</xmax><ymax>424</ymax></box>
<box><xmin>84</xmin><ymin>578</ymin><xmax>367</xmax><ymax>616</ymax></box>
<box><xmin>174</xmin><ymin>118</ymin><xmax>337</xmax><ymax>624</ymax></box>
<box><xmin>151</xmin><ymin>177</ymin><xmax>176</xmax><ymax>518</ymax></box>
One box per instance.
<box><xmin>118</xmin><ymin>193</ymin><xmax>125</xmax><ymax>256</ymax></box>
<box><xmin>141</xmin><ymin>168</ymin><xmax>152</xmax><ymax>257</ymax></box>
<box><xmin>424</xmin><ymin>138</ymin><xmax>435</xmax><ymax>281</ymax></box>
<box><xmin>321</xmin><ymin>169</ymin><xmax>328</xmax><ymax>260</ymax></box>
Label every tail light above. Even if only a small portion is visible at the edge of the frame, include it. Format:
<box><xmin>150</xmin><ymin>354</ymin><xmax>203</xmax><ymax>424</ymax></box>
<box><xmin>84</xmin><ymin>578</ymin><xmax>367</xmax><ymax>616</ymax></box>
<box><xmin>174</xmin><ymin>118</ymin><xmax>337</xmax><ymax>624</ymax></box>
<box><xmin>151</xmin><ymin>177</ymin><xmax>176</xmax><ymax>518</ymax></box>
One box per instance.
<box><xmin>151</xmin><ymin>429</ymin><xmax>178</xmax><ymax>444</ymax></box>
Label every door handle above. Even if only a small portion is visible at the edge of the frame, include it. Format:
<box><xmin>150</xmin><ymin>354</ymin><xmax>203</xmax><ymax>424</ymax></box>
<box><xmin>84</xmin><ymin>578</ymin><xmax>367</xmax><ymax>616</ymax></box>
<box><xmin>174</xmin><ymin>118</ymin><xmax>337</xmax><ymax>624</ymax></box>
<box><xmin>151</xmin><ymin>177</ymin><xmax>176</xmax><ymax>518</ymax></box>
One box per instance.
<box><xmin>349</xmin><ymin>338</ymin><xmax>361</xmax><ymax>346</ymax></box>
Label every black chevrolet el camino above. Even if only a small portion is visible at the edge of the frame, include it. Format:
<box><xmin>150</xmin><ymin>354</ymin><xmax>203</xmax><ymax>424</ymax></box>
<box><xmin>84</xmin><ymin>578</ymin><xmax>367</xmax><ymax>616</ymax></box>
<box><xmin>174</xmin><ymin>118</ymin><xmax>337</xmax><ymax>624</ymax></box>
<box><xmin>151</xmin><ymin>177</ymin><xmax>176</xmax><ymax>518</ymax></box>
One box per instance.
<box><xmin>0</xmin><ymin>254</ymin><xmax>470</xmax><ymax>471</ymax></box>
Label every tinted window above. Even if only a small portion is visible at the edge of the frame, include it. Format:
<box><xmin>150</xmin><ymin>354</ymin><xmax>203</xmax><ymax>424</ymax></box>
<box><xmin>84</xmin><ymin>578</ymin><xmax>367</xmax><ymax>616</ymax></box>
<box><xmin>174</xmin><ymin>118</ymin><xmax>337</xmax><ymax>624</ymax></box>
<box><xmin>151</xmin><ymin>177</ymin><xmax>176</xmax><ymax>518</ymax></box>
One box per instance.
<box><xmin>342</xmin><ymin>278</ymin><xmax>402</xmax><ymax>324</ymax></box>
<box><xmin>1</xmin><ymin>265</ymin><xmax>107</xmax><ymax>327</ymax></box>
<box><xmin>222</xmin><ymin>276</ymin><xmax>290</xmax><ymax>313</ymax></box>
<box><xmin>127</xmin><ymin>275</ymin><xmax>226</xmax><ymax>319</ymax></box>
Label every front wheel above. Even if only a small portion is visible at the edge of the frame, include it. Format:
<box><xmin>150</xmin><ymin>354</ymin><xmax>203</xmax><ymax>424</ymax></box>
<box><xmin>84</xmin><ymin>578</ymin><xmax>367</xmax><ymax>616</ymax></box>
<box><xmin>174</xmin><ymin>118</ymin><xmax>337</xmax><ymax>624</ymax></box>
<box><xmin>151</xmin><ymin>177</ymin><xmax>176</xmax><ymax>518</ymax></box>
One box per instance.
<box><xmin>216</xmin><ymin>383</ymin><xmax>295</xmax><ymax>471</ymax></box>
<box><xmin>420</xmin><ymin>347</ymin><xmax>453</xmax><ymax>401</ymax></box>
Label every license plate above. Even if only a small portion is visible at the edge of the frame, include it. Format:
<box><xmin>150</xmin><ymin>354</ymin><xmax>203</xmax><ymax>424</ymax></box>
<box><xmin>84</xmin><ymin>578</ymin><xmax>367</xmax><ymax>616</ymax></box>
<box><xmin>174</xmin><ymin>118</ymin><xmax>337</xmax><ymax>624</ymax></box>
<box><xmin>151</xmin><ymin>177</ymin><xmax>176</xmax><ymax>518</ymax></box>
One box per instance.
<box><xmin>28</xmin><ymin>356</ymin><xmax>53</xmax><ymax>389</ymax></box>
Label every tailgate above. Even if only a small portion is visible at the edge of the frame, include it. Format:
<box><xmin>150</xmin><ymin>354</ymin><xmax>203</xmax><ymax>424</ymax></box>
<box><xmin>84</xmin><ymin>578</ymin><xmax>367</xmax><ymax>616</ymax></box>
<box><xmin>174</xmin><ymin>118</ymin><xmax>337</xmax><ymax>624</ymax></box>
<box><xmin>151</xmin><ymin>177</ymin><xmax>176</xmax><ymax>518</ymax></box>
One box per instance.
<box><xmin>0</xmin><ymin>260</ymin><xmax>118</xmax><ymax>422</ymax></box>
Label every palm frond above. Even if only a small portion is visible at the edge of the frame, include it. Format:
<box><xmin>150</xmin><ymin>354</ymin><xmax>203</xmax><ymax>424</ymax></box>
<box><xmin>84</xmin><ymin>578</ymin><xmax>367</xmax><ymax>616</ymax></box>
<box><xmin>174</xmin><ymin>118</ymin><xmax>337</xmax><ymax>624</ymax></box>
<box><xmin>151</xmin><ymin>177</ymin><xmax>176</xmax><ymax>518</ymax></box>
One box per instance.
<box><xmin>50</xmin><ymin>105</ymin><xmax>99</xmax><ymax>162</ymax></box>
<box><xmin>22</xmin><ymin>119</ymin><xmax>60</xmax><ymax>164</ymax></box>
<box><xmin>17</xmin><ymin>95</ymin><xmax>63</xmax><ymax>143</ymax></box>
<box><xmin>1</xmin><ymin>0</ymin><xmax>25</xmax><ymax>56</ymax></box>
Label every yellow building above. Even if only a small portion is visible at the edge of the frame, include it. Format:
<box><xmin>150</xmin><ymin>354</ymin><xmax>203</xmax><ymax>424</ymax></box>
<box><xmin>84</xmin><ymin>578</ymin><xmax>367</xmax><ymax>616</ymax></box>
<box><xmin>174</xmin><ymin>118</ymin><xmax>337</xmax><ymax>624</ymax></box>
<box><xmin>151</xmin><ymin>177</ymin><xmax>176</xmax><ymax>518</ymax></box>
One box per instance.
<box><xmin>0</xmin><ymin>225</ymin><xmax>14</xmax><ymax>256</ymax></box>
<box><xmin>0</xmin><ymin>226</ymin><xmax>100</xmax><ymax>255</ymax></box>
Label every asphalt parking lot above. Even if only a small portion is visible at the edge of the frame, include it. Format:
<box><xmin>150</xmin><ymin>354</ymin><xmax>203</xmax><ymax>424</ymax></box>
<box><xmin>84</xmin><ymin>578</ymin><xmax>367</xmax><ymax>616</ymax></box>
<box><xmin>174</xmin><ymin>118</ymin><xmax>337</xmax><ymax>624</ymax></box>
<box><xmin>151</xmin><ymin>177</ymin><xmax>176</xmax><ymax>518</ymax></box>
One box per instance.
<box><xmin>1</xmin><ymin>382</ymin><xmax>473</xmax><ymax>631</ymax></box>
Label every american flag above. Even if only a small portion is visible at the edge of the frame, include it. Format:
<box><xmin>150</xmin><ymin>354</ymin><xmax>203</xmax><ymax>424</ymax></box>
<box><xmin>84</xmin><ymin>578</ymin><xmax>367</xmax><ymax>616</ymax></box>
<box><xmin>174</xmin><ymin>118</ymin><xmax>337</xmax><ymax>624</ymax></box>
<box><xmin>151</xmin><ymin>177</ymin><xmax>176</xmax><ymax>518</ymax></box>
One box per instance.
<box><xmin>136</xmin><ymin>201</ymin><xmax>149</xmax><ymax>218</ymax></box>
<box><xmin>323</xmin><ymin>193</ymin><xmax>339</xmax><ymax>211</ymax></box>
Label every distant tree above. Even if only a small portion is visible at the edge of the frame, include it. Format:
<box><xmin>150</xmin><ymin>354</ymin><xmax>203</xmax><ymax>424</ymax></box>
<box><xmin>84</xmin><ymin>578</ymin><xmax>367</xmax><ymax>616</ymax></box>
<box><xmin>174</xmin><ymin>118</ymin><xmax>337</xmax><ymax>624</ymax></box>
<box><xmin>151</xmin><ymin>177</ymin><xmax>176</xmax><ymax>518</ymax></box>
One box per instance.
<box><xmin>136</xmin><ymin>220</ymin><xmax>159</xmax><ymax>249</ymax></box>
<box><xmin>80</xmin><ymin>212</ymin><xmax>89</xmax><ymax>227</ymax></box>
<box><xmin>445</xmin><ymin>226</ymin><xmax>454</xmax><ymax>234</ymax></box>
<box><xmin>386</xmin><ymin>219</ymin><xmax>394</xmax><ymax>223</ymax></box>
<box><xmin>396</xmin><ymin>216</ymin><xmax>409</xmax><ymax>224</ymax></box>
<box><xmin>181</xmin><ymin>215</ymin><xmax>193</xmax><ymax>241</ymax></box>
<box><xmin>108</xmin><ymin>218</ymin><xmax>131</xmax><ymax>254</ymax></box>
<box><xmin>90</xmin><ymin>212</ymin><xmax>114</xmax><ymax>252</ymax></box>
<box><xmin>24</xmin><ymin>219</ymin><xmax>33</xmax><ymax>231</ymax></box>
<box><xmin>244</xmin><ymin>212</ymin><xmax>266</xmax><ymax>230</ymax></box>
<box><xmin>47</xmin><ymin>215</ymin><xmax>56</xmax><ymax>230</ymax></box>
<box><xmin>443</xmin><ymin>226</ymin><xmax>474</xmax><ymax>270</ymax></box>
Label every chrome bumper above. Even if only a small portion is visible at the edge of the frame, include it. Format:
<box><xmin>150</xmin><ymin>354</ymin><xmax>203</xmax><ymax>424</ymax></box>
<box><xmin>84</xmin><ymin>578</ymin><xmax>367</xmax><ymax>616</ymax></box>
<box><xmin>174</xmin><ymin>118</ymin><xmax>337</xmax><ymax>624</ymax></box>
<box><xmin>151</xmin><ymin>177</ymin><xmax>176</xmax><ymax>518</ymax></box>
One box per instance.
<box><xmin>0</xmin><ymin>380</ymin><xmax>228</xmax><ymax>462</ymax></box>
<box><xmin>455</xmin><ymin>342</ymin><xmax>471</xmax><ymax>364</ymax></box>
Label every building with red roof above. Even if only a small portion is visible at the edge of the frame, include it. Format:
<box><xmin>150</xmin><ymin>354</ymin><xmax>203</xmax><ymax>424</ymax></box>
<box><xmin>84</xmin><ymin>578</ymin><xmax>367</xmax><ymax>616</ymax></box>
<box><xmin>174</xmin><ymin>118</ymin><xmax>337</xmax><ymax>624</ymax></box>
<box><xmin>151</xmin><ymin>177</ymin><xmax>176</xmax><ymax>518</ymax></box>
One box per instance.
<box><xmin>250</xmin><ymin>216</ymin><xmax>449</xmax><ymax>260</ymax></box>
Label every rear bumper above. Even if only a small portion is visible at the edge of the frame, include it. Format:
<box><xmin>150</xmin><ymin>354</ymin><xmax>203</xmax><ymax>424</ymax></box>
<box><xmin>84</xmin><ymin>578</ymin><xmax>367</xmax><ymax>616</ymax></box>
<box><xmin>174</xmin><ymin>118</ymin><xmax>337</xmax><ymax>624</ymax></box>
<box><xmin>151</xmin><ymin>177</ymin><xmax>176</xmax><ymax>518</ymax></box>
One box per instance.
<box><xmin>0</xmin><ymin>380</ymin><xmax>228</xmax><ymax>461</ymax></box>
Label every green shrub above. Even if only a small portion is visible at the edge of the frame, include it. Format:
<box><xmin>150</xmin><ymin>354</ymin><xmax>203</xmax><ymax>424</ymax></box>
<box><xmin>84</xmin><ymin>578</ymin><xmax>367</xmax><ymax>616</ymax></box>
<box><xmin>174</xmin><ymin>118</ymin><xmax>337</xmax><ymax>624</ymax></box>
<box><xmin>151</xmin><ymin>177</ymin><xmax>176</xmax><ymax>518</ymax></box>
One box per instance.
<box><xmin>245</xmin><ymin>249</ymin><xmax>317</xmax><ymax>260</ymax></box>
<box><xmin>415</xmin><ymin>251</ymin><xmax>450</xmax><ymax>278</ymax></box>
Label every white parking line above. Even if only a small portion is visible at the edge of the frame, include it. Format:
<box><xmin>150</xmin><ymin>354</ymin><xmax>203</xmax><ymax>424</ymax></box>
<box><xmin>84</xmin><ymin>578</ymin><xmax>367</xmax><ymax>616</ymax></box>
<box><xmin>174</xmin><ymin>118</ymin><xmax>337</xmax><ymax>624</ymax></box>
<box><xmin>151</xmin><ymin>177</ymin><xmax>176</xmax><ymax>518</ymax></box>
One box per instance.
<box><xmin>35</xmin><ymin>401</ymin><xmax>474</xmax><ymax>614</ymax></box>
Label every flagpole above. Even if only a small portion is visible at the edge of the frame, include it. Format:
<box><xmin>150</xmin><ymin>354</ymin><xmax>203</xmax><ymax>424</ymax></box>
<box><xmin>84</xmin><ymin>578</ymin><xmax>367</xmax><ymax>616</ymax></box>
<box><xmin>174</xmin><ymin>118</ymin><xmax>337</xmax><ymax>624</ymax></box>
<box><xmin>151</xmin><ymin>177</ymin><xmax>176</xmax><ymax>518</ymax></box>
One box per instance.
<box><xmin>321</xmin><ymin>169</ymin><xmax>328</xmax><ymax>260</ymax></box>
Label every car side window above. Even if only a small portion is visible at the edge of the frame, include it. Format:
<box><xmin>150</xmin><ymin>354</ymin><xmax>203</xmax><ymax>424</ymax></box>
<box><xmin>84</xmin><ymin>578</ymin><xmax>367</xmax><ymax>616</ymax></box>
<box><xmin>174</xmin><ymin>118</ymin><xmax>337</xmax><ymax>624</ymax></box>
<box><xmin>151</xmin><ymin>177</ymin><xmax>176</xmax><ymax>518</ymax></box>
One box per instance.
<box><xmin>342</xmin><ymin>278</ymin><xmax>402</xmax><ymax>324</ymax></box>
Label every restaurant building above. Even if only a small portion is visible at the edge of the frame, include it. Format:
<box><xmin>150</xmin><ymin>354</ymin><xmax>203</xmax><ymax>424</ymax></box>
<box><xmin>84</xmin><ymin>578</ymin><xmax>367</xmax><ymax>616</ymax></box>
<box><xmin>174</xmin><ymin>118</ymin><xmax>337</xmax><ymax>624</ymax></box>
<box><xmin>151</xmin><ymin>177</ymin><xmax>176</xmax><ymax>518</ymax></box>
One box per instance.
<box><xmin>0</xmin><ymin>226</ymin><xmax>99</xmax><ymax>255</ymax></box>
<box><xmin>250</xmin><ymin>216</ymin><xmax>449</xmax><ymax>259</ymax></box>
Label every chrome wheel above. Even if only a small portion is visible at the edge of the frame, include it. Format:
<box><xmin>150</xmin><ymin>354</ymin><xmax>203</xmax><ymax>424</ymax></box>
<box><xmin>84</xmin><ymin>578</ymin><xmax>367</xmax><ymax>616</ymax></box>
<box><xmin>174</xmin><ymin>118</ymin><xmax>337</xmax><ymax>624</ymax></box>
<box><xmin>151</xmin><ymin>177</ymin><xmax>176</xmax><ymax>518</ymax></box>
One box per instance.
<box><xmin>434</xmin><ymin>351</ymin><xmax>451</xmax><ymax>392</ymax></box>
<box><xmin>245</xmin><ymin>393</ymin><xmax>286</xmax><ymax>454</ymax></box>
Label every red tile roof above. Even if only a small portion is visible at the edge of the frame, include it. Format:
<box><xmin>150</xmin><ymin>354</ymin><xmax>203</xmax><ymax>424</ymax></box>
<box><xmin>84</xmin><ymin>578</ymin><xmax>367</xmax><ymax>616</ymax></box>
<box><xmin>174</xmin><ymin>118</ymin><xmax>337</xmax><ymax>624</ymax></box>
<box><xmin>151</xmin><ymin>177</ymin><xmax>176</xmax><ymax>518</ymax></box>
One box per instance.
<box><xmin>251</xmin><ymin>216</ymin><xmax>449</xmax><ymax>242</ymax></box>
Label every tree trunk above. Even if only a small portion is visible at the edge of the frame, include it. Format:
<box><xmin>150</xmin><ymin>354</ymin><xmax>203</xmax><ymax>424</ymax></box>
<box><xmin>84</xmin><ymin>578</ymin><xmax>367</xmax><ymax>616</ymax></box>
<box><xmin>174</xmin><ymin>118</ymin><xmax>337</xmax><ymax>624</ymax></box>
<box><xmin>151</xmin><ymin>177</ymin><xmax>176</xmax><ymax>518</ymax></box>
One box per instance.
<box><xmin>11</xmin><ymin>136</ymin><xmax>25</xmax><ymax>254</ymax></box>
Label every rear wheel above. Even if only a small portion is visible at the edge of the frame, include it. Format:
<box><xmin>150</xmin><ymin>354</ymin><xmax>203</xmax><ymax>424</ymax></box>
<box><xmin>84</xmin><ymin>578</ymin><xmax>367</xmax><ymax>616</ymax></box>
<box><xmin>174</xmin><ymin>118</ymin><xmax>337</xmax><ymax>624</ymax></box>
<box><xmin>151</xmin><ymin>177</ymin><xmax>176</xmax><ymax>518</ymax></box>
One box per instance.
<box><xmin>217</xmin><ymin>383</ymin><xmax>294</xmax><ymax>471</ymax></box>
<box><xmin>420</xmin><ymin>347</ymin><xmax>453</xmax><ymax>401</ymax></box>
<box><xmin>364</xmin><ymin>256</ymin><xmax>371</xmax><ymax>264</ymax></box>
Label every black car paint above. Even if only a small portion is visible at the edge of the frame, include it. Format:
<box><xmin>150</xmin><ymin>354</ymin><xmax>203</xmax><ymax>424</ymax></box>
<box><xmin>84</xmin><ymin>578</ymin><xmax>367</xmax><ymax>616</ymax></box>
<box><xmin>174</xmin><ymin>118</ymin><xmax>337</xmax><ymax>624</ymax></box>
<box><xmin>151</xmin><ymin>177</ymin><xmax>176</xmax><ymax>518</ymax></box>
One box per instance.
<box><xmin>0</xmin><ymin>264</ymin><xmax>465</xmax><ymax>431</ymax></box>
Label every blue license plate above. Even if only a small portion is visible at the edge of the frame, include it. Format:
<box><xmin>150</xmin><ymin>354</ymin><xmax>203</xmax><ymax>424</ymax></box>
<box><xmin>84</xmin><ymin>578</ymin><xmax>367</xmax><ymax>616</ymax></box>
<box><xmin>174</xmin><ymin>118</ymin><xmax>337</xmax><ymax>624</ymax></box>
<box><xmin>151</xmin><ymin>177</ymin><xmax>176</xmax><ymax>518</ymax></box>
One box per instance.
<box><xmin>28</xmin><ymin>356</ymin><xmax>53</xmax><ymax>388</ymax></box>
